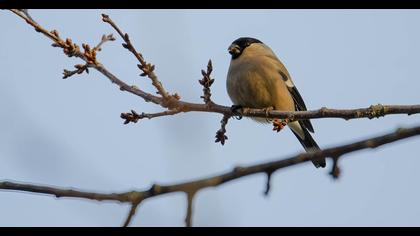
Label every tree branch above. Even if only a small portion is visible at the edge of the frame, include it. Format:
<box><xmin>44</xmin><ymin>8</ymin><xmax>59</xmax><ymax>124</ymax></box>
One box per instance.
<box><xmin>9</xmin><ymin>9</ymin><xmax>163</xmax><ymax>106</ymax></box>
<box><xmin>8</xmin><ymin>9</ymin><xmax>420</xmax><ymax>125</ymax></box>
<box><xmin>0</xmin><ymin>181</ymin><xmax>139</xmax><ymax>202</ymax></box>
<box><xmin>6</xmin><ymin>9</ymin><xmax>420</xmax><ymax>226</ymax></box>
<box><xmin>2</xmin><ymin>125</ymin><xmax>420</xmax><ymax>226</ymax></box>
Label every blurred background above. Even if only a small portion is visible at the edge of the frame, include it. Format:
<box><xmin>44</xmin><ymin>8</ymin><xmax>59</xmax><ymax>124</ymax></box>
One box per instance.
<box><xmin>1</xmin><ymin>9</ymin><xmax>420</xmax><ymax>226</ymax></box>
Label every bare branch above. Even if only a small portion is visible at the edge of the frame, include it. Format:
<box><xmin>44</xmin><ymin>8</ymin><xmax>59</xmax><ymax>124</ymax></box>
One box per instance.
<box><xmin>9</xmin><ymin>10</ymin><xmax>420</xmax><ymax>124</ymax></box>
<box><xmin>2</xmin><ymin>125</ymin><xmax>420</xmax><ymax>226</ymax></box>
<box><xmin>117</xmin><ymin>103</ymin><xmax>420</xmax><ymax>124</ymax></box>
<box><xmin>9</xmin><ymin>9</ymin><xmax>162</xmax><ymax>105</ymax></box>
<box><xmin>0</xmin><ymin>181</ymin><xmax>139</xmax><ymax>203</ymax></box>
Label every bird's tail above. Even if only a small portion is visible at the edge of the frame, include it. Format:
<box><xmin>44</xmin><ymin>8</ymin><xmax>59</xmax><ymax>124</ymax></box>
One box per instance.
<box><xmin>290</xmin><ymin>125</ymin><xmax>326</xmax><ymax>168</ymax></box>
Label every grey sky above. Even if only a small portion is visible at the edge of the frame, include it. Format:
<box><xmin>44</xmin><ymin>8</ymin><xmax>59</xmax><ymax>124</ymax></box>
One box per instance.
<box><xmin>1</xmin><ymin>9</ymin><xmax>420</xmax><ymax>226</ymax></box>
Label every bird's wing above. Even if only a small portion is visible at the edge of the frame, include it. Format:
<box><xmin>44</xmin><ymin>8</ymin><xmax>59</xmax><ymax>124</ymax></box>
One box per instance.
<box><xmin>278</xmin><ymin>70</ymin><xmax>315</xmax><ymax>133</ymax></box>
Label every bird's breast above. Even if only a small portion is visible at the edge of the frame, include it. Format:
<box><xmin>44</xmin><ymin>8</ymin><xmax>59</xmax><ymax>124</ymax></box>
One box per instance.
<box><xmin>226</xmin><ymin>57</ymin><xmax>295</xmax><ymax>112</ymax></box>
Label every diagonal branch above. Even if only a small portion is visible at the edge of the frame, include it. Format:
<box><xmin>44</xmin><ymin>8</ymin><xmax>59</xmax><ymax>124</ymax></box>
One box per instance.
<box><xmin>2</xmin><ymin>125</ymin><xmax>420</xmax><ymax>226</ymax></box>
<box><xmin>101</xmin><ymin>14</ymin><xmax>170</xmax><ymax>100</ymax></box>
<box><xmin>9</xmin><ymin>9</ymin><xmax>162</xmax><ymax>106</ymax></box>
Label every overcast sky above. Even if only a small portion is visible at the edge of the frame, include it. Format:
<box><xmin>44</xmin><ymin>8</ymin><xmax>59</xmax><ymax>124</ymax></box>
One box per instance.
<box><xmin>1</xmin><ymin>9</ymin><xmax>420</xmax><ymax>226</ymax></box>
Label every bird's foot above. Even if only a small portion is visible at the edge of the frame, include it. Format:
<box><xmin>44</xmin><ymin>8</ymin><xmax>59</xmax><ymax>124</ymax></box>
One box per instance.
<box><xmin>230</xmin><ymin>105</ymin><xmax>243</xmax><ymax>120</ymax></box>
<box><xmin>263</xmin><ymin>106</ymin><xmax>274</xmax><ymax>122</ymax></box>
<box><xmin>272</xmin><ymin>118</ymin><xmax>290</xmax><ymax>132</ymax></box>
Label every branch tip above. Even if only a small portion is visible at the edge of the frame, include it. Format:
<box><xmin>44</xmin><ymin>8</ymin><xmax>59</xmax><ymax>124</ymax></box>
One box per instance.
<box><xmin>215</xmin><ymin>115</ymin><xmax>230</xmax><ymax>145</ymax></box>
<box><xmin>199</xmin><ymin>59</ymin><xmax>215</xmax><ymax>104</ymax></box>
<box><xmin>185</xmin><ymin>191</ymin><xmax>196</xmax><ymax>227</ymax></box>
<box><xmin>329</xmin><ymin>156</ymin><xmax>341</xmax><ymax>179</ymax></box>
<box><xmin>264</xmin><ymin>171</ymin><xmax>274</xmax><ymax>196</ymax></box>
<box><xmin>120</xmin><ymin>110</ymin><xmax>141</xmax><ymax>124</ymax></box>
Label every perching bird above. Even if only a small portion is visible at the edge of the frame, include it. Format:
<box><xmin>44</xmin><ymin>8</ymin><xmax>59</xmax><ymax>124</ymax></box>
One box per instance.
<box><xmin>226</xmin><ymin>37</ymin><xmax>326</xmax><ymax>168</ymax></box>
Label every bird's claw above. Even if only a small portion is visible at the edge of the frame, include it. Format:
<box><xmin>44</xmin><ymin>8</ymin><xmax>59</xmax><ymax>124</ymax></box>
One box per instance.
<box><xmin>272</xmin><ymin>118</ymin><xmax>290</xmax><ymax>132</ymax></box>
<box><xmin>263</xmin><ymin>106</ymin><xmax>274</xmax><ymax>122</ymax></box>
<box><xmin>231</xmin><ymin>105</ymin><xmax>243</xmax><ymax>120</ymax></box>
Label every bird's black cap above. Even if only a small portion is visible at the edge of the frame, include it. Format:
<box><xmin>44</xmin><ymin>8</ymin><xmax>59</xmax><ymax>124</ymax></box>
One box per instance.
<box><xmin>231</xmin><ymin>37</ymin><xmax>263</xmax><ymax>48</ymax></box>
<box><xmin>229</xmin><ymin>37</ymin><xmax>263</xmax><ymax>59</ymax></box>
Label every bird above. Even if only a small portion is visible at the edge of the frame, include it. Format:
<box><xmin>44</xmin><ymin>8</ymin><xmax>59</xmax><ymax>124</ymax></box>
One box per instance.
<box><xmin>226</xmin><ymin>37</ymin><xmax>326</xmax><ymax>168</ymax></box>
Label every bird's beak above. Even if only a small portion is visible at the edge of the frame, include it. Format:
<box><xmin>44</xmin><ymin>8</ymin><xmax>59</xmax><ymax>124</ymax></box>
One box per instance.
<box><xmin>228</xmin><ymin>44</ymin><xmax>241</xmax><ymax>56</ymax></box>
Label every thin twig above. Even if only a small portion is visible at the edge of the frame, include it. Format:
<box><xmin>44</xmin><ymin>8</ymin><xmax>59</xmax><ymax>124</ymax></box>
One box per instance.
<box><xmin>94</xmin><ymin>34</ymin><xmax>116</xmax><ymax>51</ymax></box>
<box><xmin>123</xmin><ymin>201</ymin><xmax>141</xmax><ymax>227</ymax></box>
<box><xmin>185</xmin><ymin>191</ymin><xmax>196</xmax><ymax>227</ymax></box>
<box><xmin>62</xmin><ymin>64</ymin><xmax>89</xmax><ymax>79</ymax></box>
<box><xmin>120</xmin><ymin>109</ymin><xmax>180</xmax><ymax>124</ymax></box>
<box><xmin>19</xmin><ymin>9</ymin><xmax>37</xmax><ymax>24</ymax></box>
<box><xmin>101</xmin><ymin>14</ymin><xmax>170</xmax><ymax>100</ymax></box>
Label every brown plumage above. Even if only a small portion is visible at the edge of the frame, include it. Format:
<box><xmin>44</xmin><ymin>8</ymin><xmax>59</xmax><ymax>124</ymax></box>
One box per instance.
<box><xmin>226</xmin><ymin>37</ymin><xmax>326</xmax><ymax>168</ymax></box>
